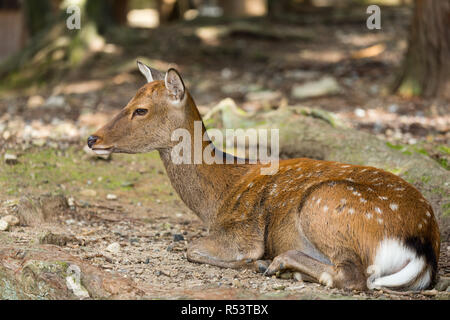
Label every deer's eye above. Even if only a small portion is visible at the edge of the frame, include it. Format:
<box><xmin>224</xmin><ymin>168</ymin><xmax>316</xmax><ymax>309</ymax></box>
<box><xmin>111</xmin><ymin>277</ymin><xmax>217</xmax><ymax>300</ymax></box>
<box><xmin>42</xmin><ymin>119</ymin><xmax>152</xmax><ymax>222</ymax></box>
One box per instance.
<box><xmin>133</xmin><ymin>108</ymin><xmax>148</xmax><ymax>117</ymax></box>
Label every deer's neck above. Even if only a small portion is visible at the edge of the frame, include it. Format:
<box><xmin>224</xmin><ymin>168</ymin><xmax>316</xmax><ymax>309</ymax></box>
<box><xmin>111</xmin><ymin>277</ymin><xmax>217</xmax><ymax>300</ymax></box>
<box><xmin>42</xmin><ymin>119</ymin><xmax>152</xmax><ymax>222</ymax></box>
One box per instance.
<box><xmin>158</xmin><ymin>96</ymin><xmax>249</xmax><ymax>226</ymax></box>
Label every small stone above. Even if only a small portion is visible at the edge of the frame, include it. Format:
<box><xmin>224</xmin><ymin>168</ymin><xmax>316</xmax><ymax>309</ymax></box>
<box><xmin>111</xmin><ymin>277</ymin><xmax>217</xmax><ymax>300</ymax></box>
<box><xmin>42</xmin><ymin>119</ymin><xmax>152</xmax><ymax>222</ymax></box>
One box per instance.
<box><xmin>279</xmin><ymin>271</ymin><xmax>293</xmax><ymax>280</ymax></box>
<box><xmin>32</xmin><ymin>139</ymin><xmax>46</xmax><ymax>147</ymax></box>
<box><xmin>232</xmin><ymin>279</ymin><xmax>242</xmax><ymax>288</ymax></box>
<box><xmin>272</xmin><ymin>285</ymin><xmax>286</xmax><ymax>291</ymax></box>
<box><xmin>3</xmin><ymin>131</ymin><xmax>11</xmax><ymax>140</ymax></box>
<box><xmin>293</xmin><ymin>272</ymin><xmax>303</xmax><ymax>282</ymax></box>
<box><xmin>354</xmin><ymin>108</ymin><xmax>366</xmax><ymax>118</ymax></box>
<box><xmin>106</xmin><ymin>194</ymin><xmax>117</xmax><ymax>200</ymax></box>
<box><xmin>135</xmin><ymin>268</ymin><xmax>144</xmax><ymax>275</ymax></box>
<box><xmin>39</xmin><ymin>231</ymin><xmax>72</xmax><ymax>246</ymax></box>
<box><xmin>173</xmin><ymin>234</ymin><xmax>184</xmax><ymax>242</ymax></box>
<box><xmin>4</xmin><ymin>153</ymin><xmax>18</xmax><ymax>165</ymax></box>
<box><xmin>67</xmin><ymin>197</ymin><xmax>75</xmax><ymax>207</ymax></box>
<box><xmin>1</xmin><ymin>215</ymin><xmax>20</xmax><ymax>226</ymax></box>
<box><xmin>422</xmin><ymin>289</ymin><xmax>438</xmax><ymax>296</ymax></box>
<box><xmin>291</xmin><ymin>76</ymin><xmax>341</xmax><ymax>99</ymax></box>
<box><xmin>144</xmin><ymin>258</ymin><xmax>150</xmax><ymax>264</ymax></box>
<box><xmin>166</xmin><ymin>245</ymin><xmax>174</xmax><ymax>252</ymax></box>
<box><xmin>434</xmin><ymin>277</ymin><xmax>450</xmax><ymax>292</ymax></box>
<box><xmin>27</xmin><ymin>95</ymin><xmax>45</xmax><ymax>108</ymax></box>
<box><xmin>0</xmin><ymin>220</ymin><xmax>9</xmax><ymax>231</ymax></box>
<box><xmin>106</xmin><ymin>242</ymin><xmax>121</xmax><ymax>254</ymax></box>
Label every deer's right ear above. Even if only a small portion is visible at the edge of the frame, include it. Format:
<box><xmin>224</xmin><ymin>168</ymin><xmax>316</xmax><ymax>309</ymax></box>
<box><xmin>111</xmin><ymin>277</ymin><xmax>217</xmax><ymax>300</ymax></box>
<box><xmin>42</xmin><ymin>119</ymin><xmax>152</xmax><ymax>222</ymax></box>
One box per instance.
<box><xmin>137</xmin><ymin>61</ymin><xmax>165</xmax><ymax>83</ymax></box>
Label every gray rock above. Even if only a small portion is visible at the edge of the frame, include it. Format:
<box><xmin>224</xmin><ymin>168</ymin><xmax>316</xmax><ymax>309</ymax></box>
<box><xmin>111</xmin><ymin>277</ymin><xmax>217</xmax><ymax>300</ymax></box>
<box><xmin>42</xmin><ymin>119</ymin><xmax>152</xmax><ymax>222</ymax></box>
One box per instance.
<box><xmin>1</xmin><ymin>215</ymin><xmax>20</xmax><ymax>226</ymax></box>
<box><xmin>0</xmin><ymin>220</ymin><xmax>9</xmax><ymax>231</ymax></box>
<box><xmin>173</xmin><ymin>234</ymin><xmax>184</xmax><ymax>242</ymax></box>
<box><xmin>106</xmin><ymin>242</ymin><xmax>121</xmax><ymax>254</ymax></box>
<box><xmin>4</xmin><ymin>153</ymin><xmax>18</xmax><ymax>165</ymax></box>
<box><xmin>291</xmin><ymin>76</ymin><xmax>341</xmax><ymax>99</ymax></box>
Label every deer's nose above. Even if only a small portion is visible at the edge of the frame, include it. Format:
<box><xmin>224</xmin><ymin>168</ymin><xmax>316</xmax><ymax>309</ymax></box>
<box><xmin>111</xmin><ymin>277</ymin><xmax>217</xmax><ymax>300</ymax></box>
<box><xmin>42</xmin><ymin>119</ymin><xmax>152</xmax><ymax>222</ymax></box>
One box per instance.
<box><xmin>87</xmin><ymin>135</ymin><xmax>99</xmax><ymax>148</ymax></box>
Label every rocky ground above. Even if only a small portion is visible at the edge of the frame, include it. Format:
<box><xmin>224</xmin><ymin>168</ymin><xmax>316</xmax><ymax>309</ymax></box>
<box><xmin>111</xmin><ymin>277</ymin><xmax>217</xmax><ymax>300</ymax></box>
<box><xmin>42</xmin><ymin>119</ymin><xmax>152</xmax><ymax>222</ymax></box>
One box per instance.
<box><xmin>0</xmin><ymin>7</ymin><xmax>449</xmax><ymax>299</ymax></box>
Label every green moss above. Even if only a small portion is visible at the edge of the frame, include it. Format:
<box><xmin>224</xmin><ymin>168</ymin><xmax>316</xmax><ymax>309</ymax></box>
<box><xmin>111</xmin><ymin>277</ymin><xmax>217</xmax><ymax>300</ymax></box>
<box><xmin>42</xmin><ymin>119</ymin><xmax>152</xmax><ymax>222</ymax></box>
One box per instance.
<box><xmin>386</xmin><ymin>168</ymin><xmax>403</xmax><ymax>175</ymax></box>
<box><xmin>420</xmin><ymin>175</ymin><xmax>431</xmax><ymax>184</ymax></box>
<box><xmin>0</xmin><ymin>147</ymin><xmax>170</xmax><ymax>203</ymax></box>
<box><xmin>438</xmin><ymin>145</ymin><xmax>450</xmax><ymax>155</ymax></box>
<box><xmin>386</xmin><ymin>142</ymin><xmax>403</xmax><ymax>150</ymax></box>
<box><xmin>442</xmin><ymin>203</ymin><xmax>450</xmax><ymax>217</ymax></box>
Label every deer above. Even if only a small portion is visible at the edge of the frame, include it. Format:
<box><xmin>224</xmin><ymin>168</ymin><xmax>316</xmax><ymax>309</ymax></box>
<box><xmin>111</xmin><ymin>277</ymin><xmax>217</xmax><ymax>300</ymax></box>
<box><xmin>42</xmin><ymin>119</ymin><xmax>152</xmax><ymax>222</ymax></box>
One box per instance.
<box><xmin>87</xmin><ymin>61</ymin><xmax>440</xmax><ymax>291</ymax></box>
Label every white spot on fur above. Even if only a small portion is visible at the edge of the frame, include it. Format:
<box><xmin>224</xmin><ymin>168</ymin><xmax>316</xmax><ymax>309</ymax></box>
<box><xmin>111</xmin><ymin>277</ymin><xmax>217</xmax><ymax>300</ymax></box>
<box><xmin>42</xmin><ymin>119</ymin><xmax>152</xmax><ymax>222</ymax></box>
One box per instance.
<box><xmin>323</xmin><ymin>205</ymin><xmax>329</xmax><ymax>213</ymax></box>
<box><xmin>348</xmin><ymin>208</ymin><xmax>355</xmax><ymax>215</ymax></box>
<box><xmin>360</xmin><ymin>198</ymin><xmax>367</xmax><ymax>203</ymax></box>
<box><xmin>341</xmin><ymin>165</ymin><xmax>351</xmax><ymax>168</ymax></box>
<box><xmin>377</xmin><ymin>218</ymin><xmax>383</xmax><ymax>224</ymax></box>
<box><xmin>418</xmin><ymin>223</ymin><xmax>423</xmax><ymax>229</ymax></box>
<box><xmin>395</xmin><ymin>187</ymin><xmax>405</xmax><ymax>191</ymax></box>
<box><xmin>247</xmin><ymin>182</ymin><xmax>254</xmax><ymax>188</ymax></box>
<box><xmin>367</xmin><ymin>238</ymin><xmax>430</xmax><ymax>291</ymax></box>
<box><xmin>375</xmin><ymin>207</ymin><xmax>382</xmax><ymax>214</ymax></box>
<box><xmin>378</xmin><ymin>196</ymin><xmax>388</xmax><ymax>200</ymax></box>
<box><xmin>366</xmin><ymin>213</ymin><xmax>373</xmax><ymax>219</ymax></box>
<box><xmin>389</xmin><ymin>203</ymin><xmax>398</xmax><ymax>211</ymax></box>
<box><xmin>426</xmin><ymin>211</ymin><xmax>431</xmax><ymax>218</ymax></box>
<box><xmin>347</xmin><ymin>186</ymin><xmax>354</xmax><ymax>191</ymax></box>
<box><xmin>340</xmin><ymin>198</ymin><xmax>347</xmax><ymax>204</ymax></box>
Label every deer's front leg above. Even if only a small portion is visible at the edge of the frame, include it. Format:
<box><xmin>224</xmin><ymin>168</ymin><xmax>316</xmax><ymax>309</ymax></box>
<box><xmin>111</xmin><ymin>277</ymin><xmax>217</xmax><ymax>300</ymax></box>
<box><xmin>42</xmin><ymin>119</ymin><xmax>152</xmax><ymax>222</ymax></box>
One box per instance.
<box><xmin>187</xmin><ymin>232</ymin><xmax>265</xmax><ymax>270</ymax></box>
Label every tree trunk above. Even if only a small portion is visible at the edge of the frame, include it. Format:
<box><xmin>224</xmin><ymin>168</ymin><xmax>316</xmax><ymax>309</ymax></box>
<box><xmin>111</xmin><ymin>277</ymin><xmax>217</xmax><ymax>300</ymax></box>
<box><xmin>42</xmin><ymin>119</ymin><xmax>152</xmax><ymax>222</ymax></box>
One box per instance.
<box><xmin>393</xmin><ymin>0</ymin><xmax>450</xmax><ymax>98</ymax></box>
<box><xmin>22</xmin><ymin>0</ymin><xmax>53</xmax><ymax>36</ymax></box>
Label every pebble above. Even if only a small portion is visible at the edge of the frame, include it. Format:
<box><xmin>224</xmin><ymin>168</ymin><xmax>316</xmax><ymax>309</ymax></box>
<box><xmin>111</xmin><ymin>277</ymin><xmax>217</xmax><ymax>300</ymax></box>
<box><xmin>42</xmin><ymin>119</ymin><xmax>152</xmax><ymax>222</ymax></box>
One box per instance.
<box><xmin>67</xmin><ymin>197</ymin><xmax>76</xmax><ymax>207</ymax></box>
<box><xmin>421</xmin><ymin>289</ymin><xmax>438</xmax><ymax>296</ymax></box>
<box><xmin>106</xmin><ymin>242</ymin><xmax>121</xmax><ymax>254</ymax></box>
<box><xmin>232</xmin><ymin>279</ymin><xmax>242</xmax><ymax>288</ymax></box>
<box><xmin>293</xmin><ymin>272</ymin><xmax>303</xmax><ymax>282</ymax></box>
<box><xmin>1</xmin><ymin>215</ymin><xmax>20</xmax><ymax>226</ymax></box>
<box><xmin>4</xmin><ymin>153</ymin><xmax>18</xmax><ymax>165</ymax></box>
<box><xmin>0</xmin><ymin>220</ymin><xmax>9</xmax><ymax>231</ymax></box>
<box><xmin>106</xmin><ymin>194</ymin><xmax>118</xmax><ymax>200</ymax></box>
<box><xmin>173</xmin><ymin>234</ymin><xmax>184</xmax><ymax>242</ymax></box>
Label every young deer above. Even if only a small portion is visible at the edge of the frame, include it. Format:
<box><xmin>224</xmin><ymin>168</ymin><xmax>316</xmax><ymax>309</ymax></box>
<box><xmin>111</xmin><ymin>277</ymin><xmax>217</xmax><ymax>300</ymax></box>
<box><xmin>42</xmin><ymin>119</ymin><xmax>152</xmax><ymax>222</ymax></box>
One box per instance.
<box><xmin>88</xmin><ymin>62</ymin><xmax>440</xmax><ymax>291</ymax></box>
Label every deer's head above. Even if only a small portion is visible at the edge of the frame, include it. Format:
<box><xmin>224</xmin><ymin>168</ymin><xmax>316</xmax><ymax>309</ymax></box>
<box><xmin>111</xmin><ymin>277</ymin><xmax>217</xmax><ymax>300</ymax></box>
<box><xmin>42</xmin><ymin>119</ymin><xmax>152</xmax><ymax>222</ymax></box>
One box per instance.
<box><xmin>87</xmin><ymin>62</ymin><xmax>189</xmax><ymax>155</ymax></box>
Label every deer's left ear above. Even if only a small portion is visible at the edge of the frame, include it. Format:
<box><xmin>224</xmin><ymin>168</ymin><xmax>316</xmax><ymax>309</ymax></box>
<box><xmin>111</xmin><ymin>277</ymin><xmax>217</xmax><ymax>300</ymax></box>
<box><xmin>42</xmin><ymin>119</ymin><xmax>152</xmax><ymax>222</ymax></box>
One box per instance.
<box><xmin>165</xmin><ymin>68</ymin><xmax>185</xmax><ymax>103</ymax></box>
<box><xmin>137</xmin><ymin>61</ymin><xmax>165</xmax><ymax>83</ymax></box>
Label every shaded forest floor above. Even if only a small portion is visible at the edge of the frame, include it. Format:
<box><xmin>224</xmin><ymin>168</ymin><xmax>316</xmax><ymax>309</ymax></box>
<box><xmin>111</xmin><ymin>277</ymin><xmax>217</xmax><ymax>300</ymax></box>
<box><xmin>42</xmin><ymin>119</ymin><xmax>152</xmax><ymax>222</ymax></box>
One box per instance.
<box><xmin>0</xmin><ymin>8</ymin><xmax>449</xmax><ymax>299</ymax></box>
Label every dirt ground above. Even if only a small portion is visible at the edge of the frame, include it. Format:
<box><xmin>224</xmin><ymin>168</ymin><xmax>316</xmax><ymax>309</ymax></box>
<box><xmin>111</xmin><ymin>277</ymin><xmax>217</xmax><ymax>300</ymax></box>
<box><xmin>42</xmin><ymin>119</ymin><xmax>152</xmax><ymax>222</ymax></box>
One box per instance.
<box><xmin>0</xmin><ymin>7</ymin><xmax>449</xmax><ymax>299</ymax></box>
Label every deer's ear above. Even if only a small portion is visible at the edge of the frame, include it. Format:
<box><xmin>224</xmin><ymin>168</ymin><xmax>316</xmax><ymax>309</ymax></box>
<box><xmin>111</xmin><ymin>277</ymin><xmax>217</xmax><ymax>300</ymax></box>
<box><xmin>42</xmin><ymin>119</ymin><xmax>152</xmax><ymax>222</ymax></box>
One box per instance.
<box><xmin>137</xmin><ymin>61</ymin><xmax>165</xmax><ymax>83</ymax></box>
<box><xmin>165</xmin><ymin>68</ymin><xmax>185</xmax><ymax>103</ymax></box>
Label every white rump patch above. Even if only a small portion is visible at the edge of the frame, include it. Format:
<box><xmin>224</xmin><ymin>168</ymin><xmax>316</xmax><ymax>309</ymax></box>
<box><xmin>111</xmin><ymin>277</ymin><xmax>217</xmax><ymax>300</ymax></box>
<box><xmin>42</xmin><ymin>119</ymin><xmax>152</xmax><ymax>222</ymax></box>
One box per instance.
<box><xmin>367</xmin><ymin>238</ymin><xmax>431</xmax><ymax>291</ymax></box>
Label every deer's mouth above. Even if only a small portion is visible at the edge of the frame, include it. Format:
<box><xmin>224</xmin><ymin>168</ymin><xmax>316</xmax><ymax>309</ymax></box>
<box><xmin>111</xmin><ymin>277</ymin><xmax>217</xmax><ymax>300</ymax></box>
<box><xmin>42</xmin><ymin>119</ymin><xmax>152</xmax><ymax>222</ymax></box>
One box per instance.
<box><xmin>92</xmin><ymin>146</ymin><xmax>113</xmax><ymax>155</ymax></box>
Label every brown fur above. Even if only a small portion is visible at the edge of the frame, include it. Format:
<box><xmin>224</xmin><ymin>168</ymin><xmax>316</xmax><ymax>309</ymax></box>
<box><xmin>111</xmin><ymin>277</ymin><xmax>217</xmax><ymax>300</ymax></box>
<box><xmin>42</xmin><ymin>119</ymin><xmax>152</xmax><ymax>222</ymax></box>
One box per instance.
<box><xmin>90</xmin><ymin>76</ymin><xmax>440</xmax><ymax>291</ymax></box>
